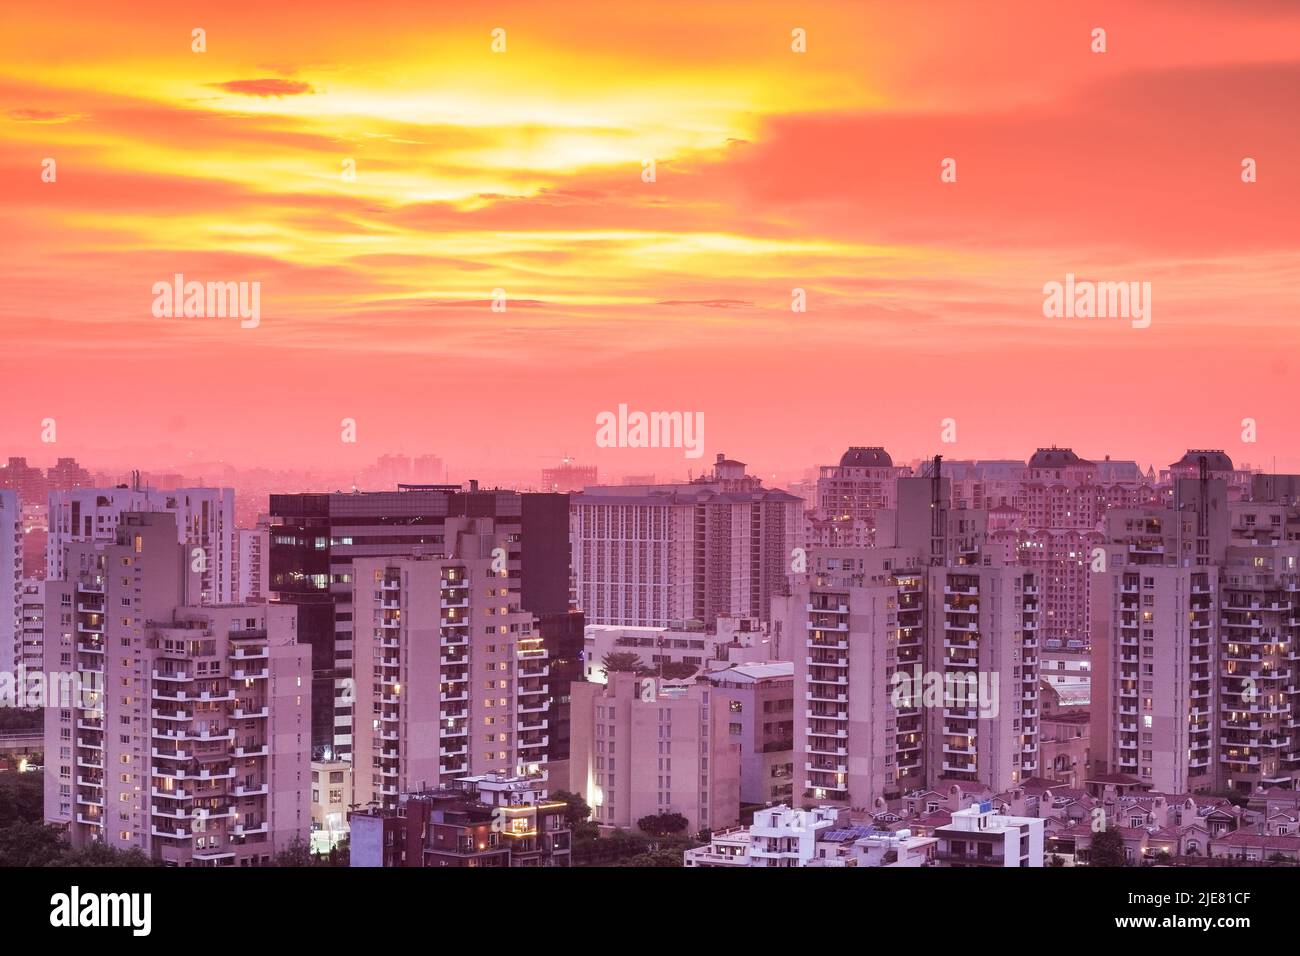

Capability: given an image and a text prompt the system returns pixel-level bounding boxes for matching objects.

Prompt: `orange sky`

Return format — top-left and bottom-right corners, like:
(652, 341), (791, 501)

(1, 0), (1298, 482)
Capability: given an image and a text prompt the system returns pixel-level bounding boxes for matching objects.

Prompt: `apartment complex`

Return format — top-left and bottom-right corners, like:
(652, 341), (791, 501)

(43, 512), (310, 865)
(0, 490), (19, 672)
(236, 521), (270, 602)
(1091, 466), (1300, 795)
(268, 486), (575, 759)
(814, 446), (909, 546)
(18, 577), (44, 673)
(350, 524), (549, 811)
(570, 454), (801, 627)
(699, 661), (795, 805)
(47, 486), (235, 604)
(569, 671), (740, 834)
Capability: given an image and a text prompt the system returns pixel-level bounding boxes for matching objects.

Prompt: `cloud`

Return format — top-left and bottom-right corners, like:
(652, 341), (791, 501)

(210, 79), (316, 97)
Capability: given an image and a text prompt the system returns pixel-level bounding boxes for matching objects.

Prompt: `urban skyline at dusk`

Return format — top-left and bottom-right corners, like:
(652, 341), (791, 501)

(0, 1), (1296, 935)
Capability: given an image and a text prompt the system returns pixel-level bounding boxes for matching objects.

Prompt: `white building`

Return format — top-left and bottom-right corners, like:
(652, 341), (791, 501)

(47, 486), (235, 603)
(18, 577), (43, 674)
(933, 802), (1045, 867)
(236, 523), (270, 602)
(571, 455), (801, 627)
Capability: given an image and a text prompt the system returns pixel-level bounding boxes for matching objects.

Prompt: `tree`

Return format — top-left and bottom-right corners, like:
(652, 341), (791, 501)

(1089, 827), (1127, 867)
(51, 842), (157, 867)
(1048, 854), (1066, 867)
(601, 652), (647, 676)
(0, 772), (44, 827)
(0, 822), (64, 867)
(658, 661), (699, 681)
(637, 812), (689, 837)
(273, 836), (315, 867)
(550, 789), (593, 829)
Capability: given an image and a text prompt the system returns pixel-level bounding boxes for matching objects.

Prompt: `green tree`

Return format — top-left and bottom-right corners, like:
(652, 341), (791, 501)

(550, 789), (593, 829)
(658, 661), (699, 680)
(273, 835), (315, 867)
(0, 772), (44, 827)
(0, 822), (64, 867)
(1089, 827), (1127, 867)
(601, 652), (647, 676)
(50, 842), (157, 867)
(637, 812), (689, 837)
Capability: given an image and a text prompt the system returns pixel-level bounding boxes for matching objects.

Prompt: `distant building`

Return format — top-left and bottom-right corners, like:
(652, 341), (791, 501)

(571, 454), (801, 627)
(541, 460), (597, 493)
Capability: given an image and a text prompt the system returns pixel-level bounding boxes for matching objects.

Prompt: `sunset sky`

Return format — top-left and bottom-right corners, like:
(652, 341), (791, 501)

(2, 0), (1298, 482)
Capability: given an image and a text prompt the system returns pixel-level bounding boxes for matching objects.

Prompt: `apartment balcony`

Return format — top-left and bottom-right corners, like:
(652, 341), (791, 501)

(943, 603), (979, 615)
(233, 744), (269, 758)
(804, 760), (847, 775)
(232, 706), (268, 720)
(807, 602), (849, 614)
(230, 667), (268, 681)
(807, 621), (849, 633)
(151, 786), (193, 800)
(75, 813), (105, 828)
(232, 821), (269, 838)
(439, 725), (467, 739)
(518, 717), (548, 733)
(808, 744), (848, 758)
(76, 775), (104, 788)
(75, 755), (103, 770)
(75, 642), (104, 656)
(944, 586), (979, 597)
(150, 825), (189, 840)
(152, 670), (195, 682)
(159, 766), (236, 782)
(75, 793), (104, 808)
(519, 701), (548, 715)
(75, 736), (103, 751)
(806, 708), (847, 721)
(941, 760), (976, 774)
(439, 691), (468, 703)
(806, 690), (847, 705)
(942, 741), (977, 756)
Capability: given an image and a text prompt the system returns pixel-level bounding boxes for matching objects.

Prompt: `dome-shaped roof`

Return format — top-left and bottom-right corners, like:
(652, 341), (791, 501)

(1028, 447), (1092, 469)
(838, 446), (893, 468)
(1172, 449), (1234, 471)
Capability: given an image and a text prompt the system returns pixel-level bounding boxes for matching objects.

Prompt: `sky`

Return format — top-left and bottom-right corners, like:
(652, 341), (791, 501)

(1, 0), (1298, 483)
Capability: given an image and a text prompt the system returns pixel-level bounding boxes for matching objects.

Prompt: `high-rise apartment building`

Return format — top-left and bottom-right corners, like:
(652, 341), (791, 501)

(0, 490), (20, 672)
(571, 454), (800, 627)
(814, 446), (908, 545)
(43, 512), (310, 865)
(268, 486), (575, 760)
(47, 486), (235, 604)
(350, 524), (550, 811)
(18, 577), (44, 674)
(235, 521), (270, 602)
(569, 671), (740, 834)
